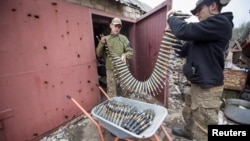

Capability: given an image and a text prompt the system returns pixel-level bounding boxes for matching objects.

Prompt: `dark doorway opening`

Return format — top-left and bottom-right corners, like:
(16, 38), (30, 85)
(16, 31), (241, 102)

(92, 14), (131, 91)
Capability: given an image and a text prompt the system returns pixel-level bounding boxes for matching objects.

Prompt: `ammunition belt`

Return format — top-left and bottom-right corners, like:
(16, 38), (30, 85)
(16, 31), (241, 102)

(106, 12), (191, 96)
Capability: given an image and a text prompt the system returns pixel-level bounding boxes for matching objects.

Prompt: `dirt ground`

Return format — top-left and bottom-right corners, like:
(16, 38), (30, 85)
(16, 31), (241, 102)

(39, 85), (236, 141)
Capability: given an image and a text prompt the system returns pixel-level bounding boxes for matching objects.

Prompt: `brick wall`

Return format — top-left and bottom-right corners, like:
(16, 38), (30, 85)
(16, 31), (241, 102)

(64, 0), (144, 19)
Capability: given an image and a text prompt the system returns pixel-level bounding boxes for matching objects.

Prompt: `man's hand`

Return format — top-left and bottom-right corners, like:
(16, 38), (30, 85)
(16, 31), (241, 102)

(164, 25), (170, 31)
(100, 36), (106, 44)
(165, 9), (175, 31)
(121, 55), (126, 63)
(166, 9), (175, 19)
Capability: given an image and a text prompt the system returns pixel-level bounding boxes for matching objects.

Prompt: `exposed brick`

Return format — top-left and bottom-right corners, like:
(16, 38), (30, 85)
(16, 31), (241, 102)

(64, 0), (144, 19)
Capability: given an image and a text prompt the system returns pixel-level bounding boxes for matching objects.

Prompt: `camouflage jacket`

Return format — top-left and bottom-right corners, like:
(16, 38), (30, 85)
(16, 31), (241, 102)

(96, 34), (134, 70)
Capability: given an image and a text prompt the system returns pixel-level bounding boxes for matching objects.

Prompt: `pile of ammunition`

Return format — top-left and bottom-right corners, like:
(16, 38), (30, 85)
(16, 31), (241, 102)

(105, 11), (191, 97)
(121, 109), (155, 134)
(94, 99), (155, 134)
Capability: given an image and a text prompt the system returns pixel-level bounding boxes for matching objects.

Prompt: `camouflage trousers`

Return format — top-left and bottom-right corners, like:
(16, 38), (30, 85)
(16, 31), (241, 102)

(182, 84), (224, 141)
(106, 70), (130, 98)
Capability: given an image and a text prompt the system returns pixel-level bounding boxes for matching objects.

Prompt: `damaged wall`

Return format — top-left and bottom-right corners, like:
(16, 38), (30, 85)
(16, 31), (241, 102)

(64, 0), (147, 19)
(0, 0), (100, 141)
(0, 0), (173, 140)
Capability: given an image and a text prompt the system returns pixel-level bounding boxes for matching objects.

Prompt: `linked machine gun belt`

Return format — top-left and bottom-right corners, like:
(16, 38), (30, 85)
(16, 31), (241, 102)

(106, 12), (191, 97)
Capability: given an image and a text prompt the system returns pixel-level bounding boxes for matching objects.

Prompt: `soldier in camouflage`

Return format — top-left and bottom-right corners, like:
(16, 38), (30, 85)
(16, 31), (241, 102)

(166, 0), (233, 140)
(96, 17), (134, 98)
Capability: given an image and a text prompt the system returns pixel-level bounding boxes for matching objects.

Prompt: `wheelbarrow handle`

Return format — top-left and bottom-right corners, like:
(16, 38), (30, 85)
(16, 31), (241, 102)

(96, 83), (110, 100)
(66, 95), (105, 141)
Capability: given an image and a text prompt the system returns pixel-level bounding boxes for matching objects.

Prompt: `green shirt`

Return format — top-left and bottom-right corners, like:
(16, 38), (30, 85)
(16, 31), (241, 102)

(96, 34), (134, 70)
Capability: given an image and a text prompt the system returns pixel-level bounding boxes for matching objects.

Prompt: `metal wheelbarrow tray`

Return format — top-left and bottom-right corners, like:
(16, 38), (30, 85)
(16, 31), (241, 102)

(91, 96), (168, 139)
(224, 98), (250, 125)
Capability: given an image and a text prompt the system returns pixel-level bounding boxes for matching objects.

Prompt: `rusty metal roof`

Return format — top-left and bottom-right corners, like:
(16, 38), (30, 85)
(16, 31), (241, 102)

(115, 0), (152, 12)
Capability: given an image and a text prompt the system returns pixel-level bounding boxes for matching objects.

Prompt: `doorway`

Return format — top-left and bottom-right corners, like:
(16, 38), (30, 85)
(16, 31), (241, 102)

(92, 15), (131, 90)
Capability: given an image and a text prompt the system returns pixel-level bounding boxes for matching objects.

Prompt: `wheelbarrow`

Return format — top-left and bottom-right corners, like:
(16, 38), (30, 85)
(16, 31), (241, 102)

(66, 84), (172, 141)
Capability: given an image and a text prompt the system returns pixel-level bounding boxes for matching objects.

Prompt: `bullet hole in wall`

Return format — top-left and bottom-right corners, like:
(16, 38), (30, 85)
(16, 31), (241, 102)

(11, 8), (16, 12)
(27, 13), (32, 17)
(87, 80), (91, 83)
(44, 81), (48, 84)
(51, 2), (57, 6)
(56, 108), (58, 111)
(54, 9), (58, 13)
(33, 133), (38, 136)
(43, 46), (47, 50)
(66, 20), (69, 23)
(66, 31), (69, 35)
(77, 54), (80, 58)
(88, 65), (91, 68)
(80, 37), (82, 40)
(79, 90), (81, 93)
(34, 15), (39, 19)
(64, 115), (68, 119)
(46, 63), (49, 66)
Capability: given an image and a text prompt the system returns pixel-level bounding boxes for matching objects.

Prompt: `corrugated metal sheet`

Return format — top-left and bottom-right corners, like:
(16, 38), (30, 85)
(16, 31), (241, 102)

(134, 8), (167, 80)
(131, 1), (172, 106)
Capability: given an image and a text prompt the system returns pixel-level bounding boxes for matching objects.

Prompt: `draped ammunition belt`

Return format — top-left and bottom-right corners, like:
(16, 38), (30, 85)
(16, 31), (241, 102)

(106, 12), (191, 96)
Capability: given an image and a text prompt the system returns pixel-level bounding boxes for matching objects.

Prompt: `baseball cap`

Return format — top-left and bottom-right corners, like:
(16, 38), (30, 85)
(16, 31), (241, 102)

(190, 0), (231, 15)
(111, 17), (122, 25)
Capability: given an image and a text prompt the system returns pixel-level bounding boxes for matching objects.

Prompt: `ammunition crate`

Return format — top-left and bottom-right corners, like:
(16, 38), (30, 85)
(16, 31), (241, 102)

(223, 69), (247, 91)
